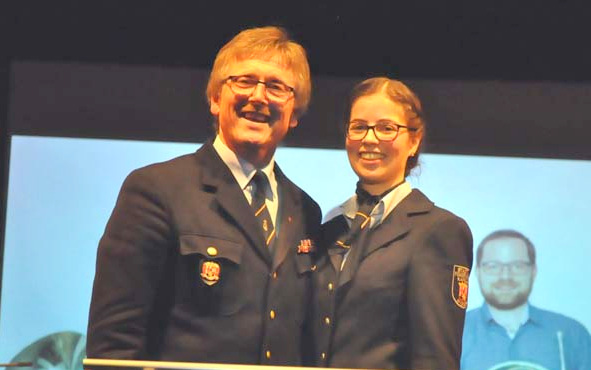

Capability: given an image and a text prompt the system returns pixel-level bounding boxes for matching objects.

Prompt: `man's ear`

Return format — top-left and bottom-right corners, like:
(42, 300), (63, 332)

(210, 95), (220, 116)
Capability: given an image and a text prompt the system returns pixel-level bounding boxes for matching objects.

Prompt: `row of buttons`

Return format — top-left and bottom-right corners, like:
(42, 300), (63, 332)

(325, 281), (334, 325)
(264, 265), (322, 360)
(320, 280), (335, 362)
(265, 269), (279, 360)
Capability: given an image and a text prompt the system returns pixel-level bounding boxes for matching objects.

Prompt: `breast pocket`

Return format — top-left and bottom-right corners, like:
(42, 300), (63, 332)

(177, 234), (247, 316)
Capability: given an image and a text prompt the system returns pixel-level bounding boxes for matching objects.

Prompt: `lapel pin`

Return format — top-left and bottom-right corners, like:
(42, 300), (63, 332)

(297, 239), (316, 254)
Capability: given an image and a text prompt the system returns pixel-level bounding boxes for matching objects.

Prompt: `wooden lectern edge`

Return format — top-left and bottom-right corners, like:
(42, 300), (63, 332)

(83, 358), (381, 370)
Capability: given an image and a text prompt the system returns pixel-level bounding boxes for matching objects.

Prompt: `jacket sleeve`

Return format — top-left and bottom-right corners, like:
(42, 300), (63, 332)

(86, 168), (174, 359)
(407, 214), (473, 370)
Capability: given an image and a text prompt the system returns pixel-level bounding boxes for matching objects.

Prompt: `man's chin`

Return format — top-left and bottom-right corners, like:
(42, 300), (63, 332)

(238, 136), (268, 149)
(231, 135), (276, 163)
(239, 116), (273, 129)
(485, 293), (529, 310)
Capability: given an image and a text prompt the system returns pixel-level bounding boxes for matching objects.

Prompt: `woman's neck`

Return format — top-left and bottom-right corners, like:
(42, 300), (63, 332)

(361, 178), (405, 195)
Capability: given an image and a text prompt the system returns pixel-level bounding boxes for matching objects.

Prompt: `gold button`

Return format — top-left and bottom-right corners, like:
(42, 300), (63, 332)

(272, 271), (278, 279)
(321, 352), (326, 359)
(270, 310), (276, 319)
(328, 283), (334, 291)
(206, 247), (218, 256)
(324, 316), (331, 325)
(266, 350), (271, 359)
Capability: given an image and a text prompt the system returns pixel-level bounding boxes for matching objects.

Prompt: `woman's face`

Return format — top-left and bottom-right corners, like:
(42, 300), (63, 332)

(346, 92), (422, 194)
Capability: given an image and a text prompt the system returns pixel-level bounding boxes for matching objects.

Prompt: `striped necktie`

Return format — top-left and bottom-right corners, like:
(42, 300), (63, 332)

(251, 171), (276, 250)
(331, 181), (402, 269)
(335, 196), (377, 251)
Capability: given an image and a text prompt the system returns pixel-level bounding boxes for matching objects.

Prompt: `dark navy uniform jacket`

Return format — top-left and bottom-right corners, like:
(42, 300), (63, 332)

(308, 189), (473, 370)
(87, 140), (321, 365)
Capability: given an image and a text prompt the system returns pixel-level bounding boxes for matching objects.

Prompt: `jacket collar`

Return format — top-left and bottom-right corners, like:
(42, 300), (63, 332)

(197, 141), (273, 265)
(337, 189), (434, 287)
(196, 141), (302, 268)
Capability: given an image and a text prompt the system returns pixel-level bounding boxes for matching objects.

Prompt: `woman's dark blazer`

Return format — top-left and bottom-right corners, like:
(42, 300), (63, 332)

(309, 189), (473, 370)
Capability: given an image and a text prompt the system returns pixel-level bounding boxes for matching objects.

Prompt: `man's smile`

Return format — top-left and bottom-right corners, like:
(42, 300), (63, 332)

(240, 111), (271, 123)
(239, 103), (272, 124)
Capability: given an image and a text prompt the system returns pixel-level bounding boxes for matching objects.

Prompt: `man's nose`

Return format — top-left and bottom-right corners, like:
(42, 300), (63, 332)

(499, 265), (512, 278)
(249, 82), (268, 103)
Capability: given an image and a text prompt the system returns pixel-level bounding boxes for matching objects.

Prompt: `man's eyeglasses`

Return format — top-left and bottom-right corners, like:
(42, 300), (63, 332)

(480, 261), (533, 275)
(226, 75), (295, 103)
(347, 120), (418, 142)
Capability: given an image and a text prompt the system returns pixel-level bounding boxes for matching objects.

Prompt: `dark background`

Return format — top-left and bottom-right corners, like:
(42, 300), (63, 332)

(1, 2), (591, 270)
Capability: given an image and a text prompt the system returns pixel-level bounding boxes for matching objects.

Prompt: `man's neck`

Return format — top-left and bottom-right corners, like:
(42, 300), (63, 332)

(488, 302), (529, 338)
(223, 140), (273, 169)
(213, 136), (276, 188)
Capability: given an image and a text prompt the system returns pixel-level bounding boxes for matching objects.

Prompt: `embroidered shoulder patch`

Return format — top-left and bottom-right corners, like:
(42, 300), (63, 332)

(451, 265), (470, 309)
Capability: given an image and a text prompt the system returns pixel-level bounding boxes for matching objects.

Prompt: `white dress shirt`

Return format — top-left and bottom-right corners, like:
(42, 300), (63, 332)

(324, 181), (413, 269)
(212, 136), (279, 227)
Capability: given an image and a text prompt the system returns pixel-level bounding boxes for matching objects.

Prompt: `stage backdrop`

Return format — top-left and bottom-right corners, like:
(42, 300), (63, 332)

(1, 135), (590, 363)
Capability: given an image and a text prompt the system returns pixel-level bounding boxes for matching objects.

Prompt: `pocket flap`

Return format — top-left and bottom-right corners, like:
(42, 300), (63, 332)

(179, 234), (243, 265)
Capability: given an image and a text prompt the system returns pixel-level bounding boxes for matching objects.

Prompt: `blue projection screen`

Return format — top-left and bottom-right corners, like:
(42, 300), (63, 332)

(1, 135), (590, 365)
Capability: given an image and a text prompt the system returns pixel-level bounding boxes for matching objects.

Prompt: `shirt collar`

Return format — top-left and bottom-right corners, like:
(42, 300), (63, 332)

(213, 136), (277, 199)
(482, 302), (531, 326)
(332, 181), (412, 227)
(527, 304), (544, 325)
(380, 181), (412, 221)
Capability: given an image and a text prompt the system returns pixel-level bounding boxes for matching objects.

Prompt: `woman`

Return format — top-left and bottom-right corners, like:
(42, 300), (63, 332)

(310, 77), (473, 369)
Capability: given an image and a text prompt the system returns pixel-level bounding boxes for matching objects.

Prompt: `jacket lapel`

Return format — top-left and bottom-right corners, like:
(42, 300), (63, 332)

(271, 166), (300, 270)
(361, 206), (412, 258)
(197, 142), (273, 265)
(337, 189), (434, 288)
(364, 189), (433, 258)
(320, 216), (350, 272)
(337, 225), (371, 287)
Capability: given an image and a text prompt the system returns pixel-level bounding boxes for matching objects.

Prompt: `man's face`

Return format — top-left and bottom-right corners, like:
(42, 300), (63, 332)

(210, 58), (298, 167)
(477, 237), (537, 310)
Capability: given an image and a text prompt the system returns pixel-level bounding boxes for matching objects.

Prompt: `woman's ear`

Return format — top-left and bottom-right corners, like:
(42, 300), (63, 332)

(410, 130), (423, 156)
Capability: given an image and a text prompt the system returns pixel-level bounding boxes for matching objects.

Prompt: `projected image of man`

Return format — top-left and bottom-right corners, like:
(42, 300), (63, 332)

(461, 230), (591, 370)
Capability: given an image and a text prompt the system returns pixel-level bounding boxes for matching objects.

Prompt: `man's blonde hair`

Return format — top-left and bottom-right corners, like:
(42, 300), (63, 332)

(206, 26), (311, 117)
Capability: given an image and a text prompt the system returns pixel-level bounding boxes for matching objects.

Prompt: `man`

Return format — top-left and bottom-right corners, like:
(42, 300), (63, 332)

(461, 230), (591, 370)
(86, 26), (321, 365)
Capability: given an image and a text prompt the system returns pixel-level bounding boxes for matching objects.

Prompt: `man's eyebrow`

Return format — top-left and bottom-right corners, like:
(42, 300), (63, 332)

(266, 75), (288, 83)
(239, 74), (288, 84)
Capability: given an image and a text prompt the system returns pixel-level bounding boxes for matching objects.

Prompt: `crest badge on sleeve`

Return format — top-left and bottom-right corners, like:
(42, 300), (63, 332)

(200, 260), (221, 286)
(452, 264), (470, 309)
